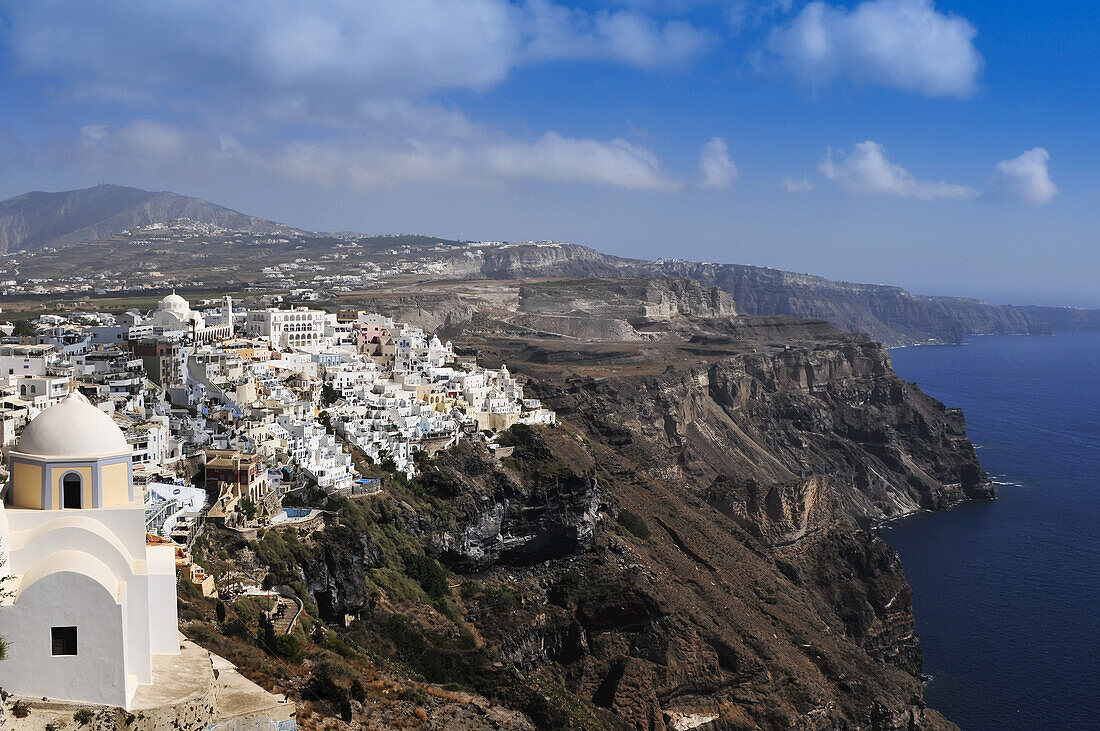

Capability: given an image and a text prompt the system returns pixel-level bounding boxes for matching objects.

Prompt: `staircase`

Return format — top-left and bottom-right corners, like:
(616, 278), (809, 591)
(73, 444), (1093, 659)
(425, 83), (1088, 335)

(270, 597), (300, 635)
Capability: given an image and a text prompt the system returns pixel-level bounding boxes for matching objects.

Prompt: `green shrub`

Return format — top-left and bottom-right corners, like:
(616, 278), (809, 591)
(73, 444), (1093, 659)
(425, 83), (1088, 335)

(324, 630), (359, 659)
(11, 320), (35, 337)
(496, 423), (551, 461)
(479, 583), (521, 613)
(224, 617), (251, 640)
(73, 708), (95, 725)
(258, 617), (278, 654)
(350, 678), (366, 704)
(547, 571), (584, 607)
(400, 685), (430, 705)
(617, 509), (651, 540)
(275, 634), (305, 663)
(403, 553), (448, 600)
(433, 597), (463, 623)
(12, 700), (29, 718)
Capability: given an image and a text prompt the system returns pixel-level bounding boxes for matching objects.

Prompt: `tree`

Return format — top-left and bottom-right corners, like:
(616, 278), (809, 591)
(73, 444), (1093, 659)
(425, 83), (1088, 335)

(403, 554), (448, 600)
(275, 633), (304, 663)
(258, 616), (278, 654)
(321, 384), (341, 407)
(0, 553), (12, 660)
(11, 320), (35, 338)
(215, 600), (227, 625)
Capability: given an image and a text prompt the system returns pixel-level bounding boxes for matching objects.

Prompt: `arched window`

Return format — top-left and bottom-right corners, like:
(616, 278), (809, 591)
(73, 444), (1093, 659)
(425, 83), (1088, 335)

(62, 472), (82, 509)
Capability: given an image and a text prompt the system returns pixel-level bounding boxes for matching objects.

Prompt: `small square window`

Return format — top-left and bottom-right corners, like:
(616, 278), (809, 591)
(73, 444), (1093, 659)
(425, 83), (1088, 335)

(51, 626), (77, 656)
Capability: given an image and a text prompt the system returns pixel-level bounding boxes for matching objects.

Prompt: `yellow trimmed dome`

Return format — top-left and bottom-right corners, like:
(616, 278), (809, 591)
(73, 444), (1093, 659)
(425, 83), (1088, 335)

(15, 393), (130, 458)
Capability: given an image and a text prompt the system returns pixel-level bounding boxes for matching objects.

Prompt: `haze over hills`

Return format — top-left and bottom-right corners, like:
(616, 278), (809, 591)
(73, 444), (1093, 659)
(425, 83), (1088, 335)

(0, 184), (301, 252)
(2, 184), (1098, 345)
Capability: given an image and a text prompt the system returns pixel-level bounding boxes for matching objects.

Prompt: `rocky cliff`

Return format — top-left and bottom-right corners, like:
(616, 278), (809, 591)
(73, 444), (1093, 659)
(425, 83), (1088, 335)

(424, 316), (991, 729)
(628, 260), (1052, 346)
(452, 242), (1096, 345)
(511, 278), (736, 341)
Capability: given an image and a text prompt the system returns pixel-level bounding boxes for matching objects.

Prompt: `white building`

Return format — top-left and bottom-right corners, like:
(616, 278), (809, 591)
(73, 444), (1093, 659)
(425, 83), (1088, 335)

(0, 344), (58, 379)
(276, 415), (354, 492)
(0, 394), (180, 709)
(16, 374), (70, 411)
(150, 291), (204, 331)
(245, 307), (327, 348)
(150, 292), (233, 342)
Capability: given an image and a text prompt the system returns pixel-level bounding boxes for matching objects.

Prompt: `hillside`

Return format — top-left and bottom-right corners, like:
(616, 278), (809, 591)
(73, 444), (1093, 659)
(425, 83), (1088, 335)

(180, 307), (983, 729)
(0, 184), (300, 252)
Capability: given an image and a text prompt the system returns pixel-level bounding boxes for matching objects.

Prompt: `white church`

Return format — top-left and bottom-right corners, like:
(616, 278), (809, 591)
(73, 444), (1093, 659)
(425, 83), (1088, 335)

(0, 393), (179, 709)
(150, 291), (236, 342)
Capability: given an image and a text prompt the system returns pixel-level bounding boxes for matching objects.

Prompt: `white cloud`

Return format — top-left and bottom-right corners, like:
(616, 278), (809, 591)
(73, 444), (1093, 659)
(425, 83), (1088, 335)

(524, 1), (714, 68)
(3, 0), (711, 106)
(767, 0), (982, 97)
(484, 132), (678, 190)
(115, 120), (188, 159)
(697, 137), (738, 190)
(81, 120), (189, 161)
(3, 0), (713, 194)
(782, 175), (814, 193)
(994, 148), (1058, 205)
(78, 122), (680, 192)
(819, 141), (979, 200)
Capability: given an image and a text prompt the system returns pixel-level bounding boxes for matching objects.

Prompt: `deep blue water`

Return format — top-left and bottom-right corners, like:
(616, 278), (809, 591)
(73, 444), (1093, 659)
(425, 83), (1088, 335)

(880, 332), (1100, 730)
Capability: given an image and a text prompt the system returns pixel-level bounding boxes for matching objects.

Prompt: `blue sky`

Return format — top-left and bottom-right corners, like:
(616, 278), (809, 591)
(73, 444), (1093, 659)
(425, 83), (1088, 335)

(0, 1), (1096, 307)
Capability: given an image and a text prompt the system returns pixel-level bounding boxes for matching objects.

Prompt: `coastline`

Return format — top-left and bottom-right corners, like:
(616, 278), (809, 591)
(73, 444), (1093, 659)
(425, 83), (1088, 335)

(881, 331), (1100, 728)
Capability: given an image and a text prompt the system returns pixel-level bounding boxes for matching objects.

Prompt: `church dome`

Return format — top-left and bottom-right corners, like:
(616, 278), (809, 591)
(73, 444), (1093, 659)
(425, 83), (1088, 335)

(15, 394), (130, 458)
(159, 292), (190, 314)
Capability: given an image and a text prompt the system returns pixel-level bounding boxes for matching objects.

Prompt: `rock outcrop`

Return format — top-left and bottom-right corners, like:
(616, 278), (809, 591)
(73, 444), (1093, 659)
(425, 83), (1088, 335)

(304, 523), (383, 622)
(510, 278), (736, 340)
(419, 437), (602, 572)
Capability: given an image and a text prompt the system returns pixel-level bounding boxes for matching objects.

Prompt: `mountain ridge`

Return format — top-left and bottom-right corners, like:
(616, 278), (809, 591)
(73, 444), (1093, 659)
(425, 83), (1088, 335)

(467, 242), (1100, 345)
(3, 184), (1097, 345)
(0, 183), (301, 252)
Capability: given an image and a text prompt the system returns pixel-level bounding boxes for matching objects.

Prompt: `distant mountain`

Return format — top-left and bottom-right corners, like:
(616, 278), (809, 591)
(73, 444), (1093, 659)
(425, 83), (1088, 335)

(0, 184), (302, 252)
(3, 184), (1097, 345)
(468, 243), (1100, 345)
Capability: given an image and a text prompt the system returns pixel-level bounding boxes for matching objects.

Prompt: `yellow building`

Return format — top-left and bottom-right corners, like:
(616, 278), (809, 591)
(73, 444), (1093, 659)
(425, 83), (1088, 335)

(0, 393), (180, 709)
(7, 394), (135, 510)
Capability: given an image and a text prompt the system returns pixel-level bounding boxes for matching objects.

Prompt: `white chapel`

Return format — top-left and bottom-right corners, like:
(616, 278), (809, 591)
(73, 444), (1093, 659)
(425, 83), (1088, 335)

(0, 393), (179, 709)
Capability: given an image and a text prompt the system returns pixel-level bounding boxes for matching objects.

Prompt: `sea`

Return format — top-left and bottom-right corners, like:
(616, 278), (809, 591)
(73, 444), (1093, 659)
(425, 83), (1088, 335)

(879, 331), (1100, 730)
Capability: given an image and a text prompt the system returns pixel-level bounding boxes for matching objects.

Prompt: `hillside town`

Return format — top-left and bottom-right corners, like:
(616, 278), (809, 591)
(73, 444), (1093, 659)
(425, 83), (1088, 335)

(0, 218), (568, 301)
(0, 291), (555, 557)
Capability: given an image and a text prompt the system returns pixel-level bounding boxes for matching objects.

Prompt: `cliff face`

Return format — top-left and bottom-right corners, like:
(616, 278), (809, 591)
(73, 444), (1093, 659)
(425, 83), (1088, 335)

(430, 447), (602, 572)
(511, 278), (736, 340)
(479, 244), (625, 280)
(185, 306), (986, 729)
(443, 242), (1094, 345)
(427, 318), (989, 729)
(634, 261), (1054, 346)
(511, 323), (990, 525)
(304, 523), (383, 623)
